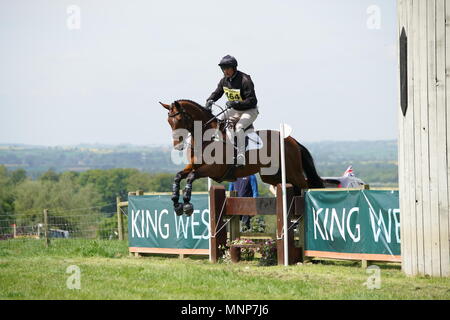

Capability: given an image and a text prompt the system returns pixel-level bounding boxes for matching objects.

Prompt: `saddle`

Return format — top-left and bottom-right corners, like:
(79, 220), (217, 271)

(215, 119), (255, 150)
(210, 120), (261, 183)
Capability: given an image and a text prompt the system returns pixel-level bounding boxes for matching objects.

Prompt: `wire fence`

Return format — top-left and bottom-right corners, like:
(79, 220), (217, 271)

(0, 205), (127, 245)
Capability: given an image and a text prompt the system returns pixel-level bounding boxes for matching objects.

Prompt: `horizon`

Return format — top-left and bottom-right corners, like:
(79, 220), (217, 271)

(0, 139), (398, 149)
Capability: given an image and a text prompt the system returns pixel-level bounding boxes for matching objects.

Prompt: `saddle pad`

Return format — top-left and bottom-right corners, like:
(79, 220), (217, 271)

(246, 132), (263, 151)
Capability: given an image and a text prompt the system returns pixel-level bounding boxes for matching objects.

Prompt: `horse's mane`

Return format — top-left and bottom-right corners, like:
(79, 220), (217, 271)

(175, 99), (214, 118)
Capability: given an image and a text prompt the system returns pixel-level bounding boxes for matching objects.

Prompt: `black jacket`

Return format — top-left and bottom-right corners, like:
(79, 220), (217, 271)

(207, 70), (258, 110)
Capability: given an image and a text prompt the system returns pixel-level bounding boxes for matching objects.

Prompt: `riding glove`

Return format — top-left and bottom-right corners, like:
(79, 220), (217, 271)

(205, 99), (214, 110)
(226, 101), (240, 109)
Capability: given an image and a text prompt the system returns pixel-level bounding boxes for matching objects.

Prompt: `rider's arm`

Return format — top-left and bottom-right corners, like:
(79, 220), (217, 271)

(235, 75), (258, 110)
(207, 78), (225, 102)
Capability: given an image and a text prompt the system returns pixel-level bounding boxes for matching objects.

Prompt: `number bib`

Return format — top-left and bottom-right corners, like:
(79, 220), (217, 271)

(223, 87), (243, 102)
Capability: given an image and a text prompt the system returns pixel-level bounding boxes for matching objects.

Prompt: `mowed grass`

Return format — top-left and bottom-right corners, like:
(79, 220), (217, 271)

(0, 239), (449, 300)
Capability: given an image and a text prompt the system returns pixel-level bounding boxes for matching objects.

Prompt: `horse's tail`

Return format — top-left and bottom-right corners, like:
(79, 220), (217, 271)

(295, 141), (324, 188)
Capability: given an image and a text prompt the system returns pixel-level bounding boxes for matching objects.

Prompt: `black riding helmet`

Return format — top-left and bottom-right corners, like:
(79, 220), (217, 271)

(218, 55), (238, 69)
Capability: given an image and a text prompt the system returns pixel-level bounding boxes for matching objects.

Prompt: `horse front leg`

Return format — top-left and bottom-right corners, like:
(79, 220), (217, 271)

(181, 165), (214, 216)
(172, 169), (190, 216)
(181, 171), (197, 216)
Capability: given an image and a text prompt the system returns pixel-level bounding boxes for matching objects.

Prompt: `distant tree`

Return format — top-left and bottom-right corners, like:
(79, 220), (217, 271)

(146, 173), (175, 192)
(10, 169), (27, 185)
(13, 175), (102, 237)
(39, 169), (60, 182)
(77, 168), (138, 212)
(60, 171), (80, 182)
(0, 166), (15, 218)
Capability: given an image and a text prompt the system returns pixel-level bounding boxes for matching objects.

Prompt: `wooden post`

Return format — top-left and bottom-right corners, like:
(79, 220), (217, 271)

(43, 209), (50, 247)
(230, 217), (240, 240)
(361, 259), (368, 269)
(229, 190), (240, 241)
(116, 196), (124, 241)
(230, 246), (241, 263)
(294, 195), (306, 262)
(210, 185), (227, 263)
(12, 224), (16, 239)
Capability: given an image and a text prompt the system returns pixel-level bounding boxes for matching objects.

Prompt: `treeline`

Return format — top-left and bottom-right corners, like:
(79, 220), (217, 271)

(0, 166), (274, 238)
(314, 162), (398, 186)
(0, 166), (206, 238)
(0, 141), (399, 186)
(0, 166), (212, 217)
(0, 144), (177, 178)
(305, 140), (398, 186)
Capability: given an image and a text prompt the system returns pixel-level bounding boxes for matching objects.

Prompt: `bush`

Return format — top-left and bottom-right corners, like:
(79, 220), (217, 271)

(249, 216), (266, 233)
(257, 240), (277, 266)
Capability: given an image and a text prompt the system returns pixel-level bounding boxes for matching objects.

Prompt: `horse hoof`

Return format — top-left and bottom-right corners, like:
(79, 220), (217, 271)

(174, 203), (184, 216)
(183, 203), (194, 216)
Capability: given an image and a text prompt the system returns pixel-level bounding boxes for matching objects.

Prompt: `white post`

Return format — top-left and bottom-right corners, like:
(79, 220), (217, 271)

(208, 177), (212, 262)
(279, 123), (289, 266)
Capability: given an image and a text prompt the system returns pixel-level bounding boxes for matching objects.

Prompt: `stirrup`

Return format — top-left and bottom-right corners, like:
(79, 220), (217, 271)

(235, 154), (245, 168)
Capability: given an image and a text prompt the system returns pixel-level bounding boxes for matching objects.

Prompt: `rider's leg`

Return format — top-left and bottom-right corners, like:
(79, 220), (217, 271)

(235, 128), (246, 165)
(224, 108), (239, 142)
(234, 108), (259, 166)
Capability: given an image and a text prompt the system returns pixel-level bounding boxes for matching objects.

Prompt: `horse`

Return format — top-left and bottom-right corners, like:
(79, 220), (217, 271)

(159, 99), (324, 216)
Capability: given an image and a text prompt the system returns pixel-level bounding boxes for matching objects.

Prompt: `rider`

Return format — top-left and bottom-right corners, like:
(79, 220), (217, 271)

(205, 55), (259, 167)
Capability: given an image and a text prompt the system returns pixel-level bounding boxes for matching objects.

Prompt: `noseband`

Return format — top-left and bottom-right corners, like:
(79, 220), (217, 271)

(168, 105), (194, 132)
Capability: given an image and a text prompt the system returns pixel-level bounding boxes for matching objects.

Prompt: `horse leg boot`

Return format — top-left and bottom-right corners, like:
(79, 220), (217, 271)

(182, 171), (197, 216)
(172, 171), (187, 216)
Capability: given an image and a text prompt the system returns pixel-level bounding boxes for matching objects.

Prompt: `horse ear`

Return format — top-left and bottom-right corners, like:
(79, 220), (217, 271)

(159, 102), (170, 110)
(173, 101), (182, 110)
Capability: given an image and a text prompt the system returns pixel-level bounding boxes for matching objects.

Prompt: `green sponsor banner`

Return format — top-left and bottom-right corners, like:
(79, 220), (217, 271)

(128, 194), (209, 250)
(305, 190), (400, 256)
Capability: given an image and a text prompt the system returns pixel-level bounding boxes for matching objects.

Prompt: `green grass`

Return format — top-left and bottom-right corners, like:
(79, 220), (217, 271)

(0, 239), (449, 300)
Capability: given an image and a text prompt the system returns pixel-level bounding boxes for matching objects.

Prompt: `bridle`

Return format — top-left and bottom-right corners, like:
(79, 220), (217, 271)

(168, 102), (237, 149)
(168, 104), (195, 150)
(168, 105), (194, 133)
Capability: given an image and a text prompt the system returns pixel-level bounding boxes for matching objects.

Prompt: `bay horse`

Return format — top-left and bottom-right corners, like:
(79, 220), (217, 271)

(159, 99), (324, 216)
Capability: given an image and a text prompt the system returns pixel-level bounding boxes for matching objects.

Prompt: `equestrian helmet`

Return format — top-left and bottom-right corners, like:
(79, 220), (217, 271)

(218, 55), (238, 68)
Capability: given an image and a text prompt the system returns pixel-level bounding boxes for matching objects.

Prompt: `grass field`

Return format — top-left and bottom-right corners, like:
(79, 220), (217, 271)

(0, 239), (449, 300)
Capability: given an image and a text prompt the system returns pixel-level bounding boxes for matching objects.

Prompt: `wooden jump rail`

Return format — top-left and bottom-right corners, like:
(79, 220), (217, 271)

(209, 183), (304, 265)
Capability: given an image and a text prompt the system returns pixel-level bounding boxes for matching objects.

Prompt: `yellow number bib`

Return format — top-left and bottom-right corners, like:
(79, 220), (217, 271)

(223, 87), (243, 102)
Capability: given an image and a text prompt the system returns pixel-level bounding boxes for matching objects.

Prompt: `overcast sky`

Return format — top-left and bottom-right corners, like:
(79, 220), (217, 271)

(0, 0), (398, 146)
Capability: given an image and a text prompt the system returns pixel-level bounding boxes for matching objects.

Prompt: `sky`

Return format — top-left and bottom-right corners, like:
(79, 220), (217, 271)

(0, 0), (398, 146)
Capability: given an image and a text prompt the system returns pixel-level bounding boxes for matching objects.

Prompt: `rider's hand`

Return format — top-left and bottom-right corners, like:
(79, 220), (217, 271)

(226, 101), (240, 109)
(205, 99), (214, 110)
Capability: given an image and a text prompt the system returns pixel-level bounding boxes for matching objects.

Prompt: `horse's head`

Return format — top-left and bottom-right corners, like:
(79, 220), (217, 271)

(159, 101), (192, 151)
(160, 99), (216, 151)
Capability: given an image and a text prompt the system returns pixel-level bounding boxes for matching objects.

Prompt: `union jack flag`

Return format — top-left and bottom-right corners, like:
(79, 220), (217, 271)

(343, 165), (354, 177)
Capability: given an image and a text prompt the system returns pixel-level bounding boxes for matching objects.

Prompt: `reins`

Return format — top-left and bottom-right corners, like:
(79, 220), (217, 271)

(202, 103), (227, 129)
